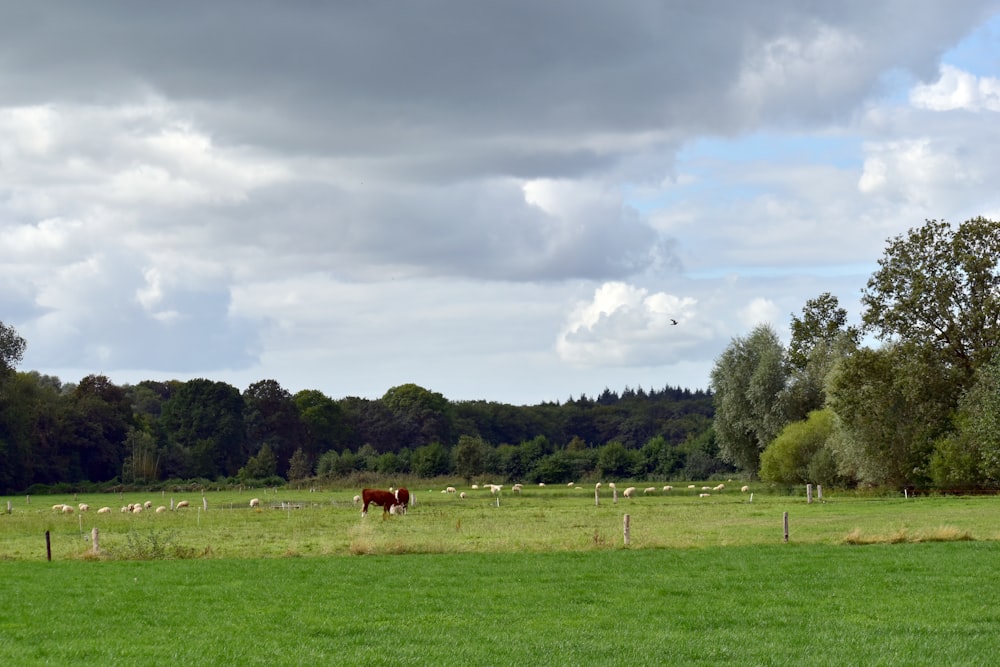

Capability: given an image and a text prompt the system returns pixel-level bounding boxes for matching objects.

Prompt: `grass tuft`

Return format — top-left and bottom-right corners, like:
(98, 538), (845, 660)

(842, 525), (975, 545)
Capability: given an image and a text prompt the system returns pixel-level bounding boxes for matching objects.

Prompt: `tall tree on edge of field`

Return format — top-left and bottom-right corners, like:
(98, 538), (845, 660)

(710, 324), (789, 474)
(861, 217), (1000, 384)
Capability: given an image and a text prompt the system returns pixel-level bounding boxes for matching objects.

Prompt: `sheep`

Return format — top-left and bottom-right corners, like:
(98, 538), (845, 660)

(623, 487), (636, 498)
(460, 492), (467, 499)
(608, 482), (616, 490)
(97, 507), (112, 514)
(595, 482), (602, 489)
(250, 498), (260, 508)
(741, 485), (750, 493)
(143, 501), (153, 509)
(643, 487), (656, 494)
(687, 485), (696, 489)
(78, 503), (90, 512)
(663, 485), (673, 492)
(489, 484), (503, 494)
(52, 504), (65, 511)
(699, 493), (711, 498)
(713, 483), (725, 492)
(538, 482), (545, 487)
(512, 483), (523, 493)
(353, 495), (362, 505)
(132, 505), (143, 514)
(445, 487), (456, 494)
(61, 504), (74, 513)
(174, 500), (190, 509)
(471, 484), (480, 489)
(567, 482), (575, 487)
(155, 506), (168, 513)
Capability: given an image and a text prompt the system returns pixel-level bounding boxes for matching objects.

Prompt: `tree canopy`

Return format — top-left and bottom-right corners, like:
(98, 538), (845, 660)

(861, 217), (1000, 382)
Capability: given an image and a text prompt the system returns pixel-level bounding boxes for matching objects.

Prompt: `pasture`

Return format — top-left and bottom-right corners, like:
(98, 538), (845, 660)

(2, 484), (1000, 664)
(2, 483), (999, 559)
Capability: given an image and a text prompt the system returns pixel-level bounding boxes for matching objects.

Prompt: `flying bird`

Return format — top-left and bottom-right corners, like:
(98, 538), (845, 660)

(670, 319), (678, 325)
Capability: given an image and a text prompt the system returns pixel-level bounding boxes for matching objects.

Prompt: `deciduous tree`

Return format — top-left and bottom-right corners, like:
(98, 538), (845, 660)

(826, 342), (958, 487)
(710, 324), (789, 473)
(861, 217), (1000, 383)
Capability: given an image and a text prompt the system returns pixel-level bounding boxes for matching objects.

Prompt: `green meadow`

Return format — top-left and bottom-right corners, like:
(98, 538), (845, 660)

(3, 485), (1000, 664)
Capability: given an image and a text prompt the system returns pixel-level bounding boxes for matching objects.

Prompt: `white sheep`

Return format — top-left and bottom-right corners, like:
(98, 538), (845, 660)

(687, 484), (696, 489)
(61, 504), (74, 513)
(174, 500), (190, 509)
(52, 504), (65, 511)
(699, 493), (711, 498)
(623, 487), (636, 498)
(538, 482), (545, 487)
(155, 506), (168, 513)
(595, 482), (602, 489)
(353, 495), (362, 505)
(78, 503), (90, 512)
(663, 485), (673, 492)
(97, 507), (112, 514)
(643, 487), (656, 494)
(445, 487), (456, 494)
(132, 505), (143, 514)
(512, 484), (523, 493)
(713, 483), (725, 492)
(489, 484), (503, 494)
(459, 492), (467, 499)
(608, 482), (616, 490)
(143, 501), (153, 509)
(567, 482), (575, 487)
(250, 498), (260, 508)
(471, 484), (480, 489)
(741, 485), (750, 493)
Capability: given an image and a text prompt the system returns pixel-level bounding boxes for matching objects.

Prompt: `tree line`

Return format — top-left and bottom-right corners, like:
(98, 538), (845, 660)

(0, 325), (719, 493)
(712, 217), (1000, 491)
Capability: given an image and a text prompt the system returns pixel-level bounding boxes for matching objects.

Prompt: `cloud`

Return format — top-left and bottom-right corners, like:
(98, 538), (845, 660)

(910, 64), (1000, 111)
(3, 2), (999, 402)
(557, 281), (699, 367)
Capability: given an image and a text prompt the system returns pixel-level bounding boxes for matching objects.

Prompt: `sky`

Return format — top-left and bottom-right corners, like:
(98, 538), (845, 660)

(3, 2), (1000, 406)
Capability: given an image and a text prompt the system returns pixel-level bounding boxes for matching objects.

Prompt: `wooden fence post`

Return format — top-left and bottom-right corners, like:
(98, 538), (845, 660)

(817, 485), (823, 501)
(92, 527), (100, 554)
(806, 484), (813, 504)
(623, 514), (631, 546)
(595, 487), (600, 507)
(783, 512), (789, 543)
(45, 530), (52, 561)
(6, 500), (11, 514)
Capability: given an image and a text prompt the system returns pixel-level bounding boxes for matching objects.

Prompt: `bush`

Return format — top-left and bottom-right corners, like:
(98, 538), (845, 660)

(760, 409), (834, 484)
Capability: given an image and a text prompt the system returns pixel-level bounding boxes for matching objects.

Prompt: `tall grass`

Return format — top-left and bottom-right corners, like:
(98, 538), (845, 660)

(4, 486), (1000, 560)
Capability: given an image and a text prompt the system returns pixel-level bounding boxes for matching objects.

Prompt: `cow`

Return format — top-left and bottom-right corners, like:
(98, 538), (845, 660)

(361, 488), (406, 517)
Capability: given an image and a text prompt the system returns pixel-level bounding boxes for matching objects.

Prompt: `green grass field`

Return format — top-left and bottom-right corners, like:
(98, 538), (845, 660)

(2, 485), (1000, 664)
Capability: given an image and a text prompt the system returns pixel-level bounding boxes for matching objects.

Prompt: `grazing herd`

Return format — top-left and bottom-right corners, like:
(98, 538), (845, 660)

(48, 480), (750, 524)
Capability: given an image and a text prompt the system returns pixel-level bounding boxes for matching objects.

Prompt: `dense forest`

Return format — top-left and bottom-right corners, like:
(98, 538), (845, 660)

(0, 352), (720, 494)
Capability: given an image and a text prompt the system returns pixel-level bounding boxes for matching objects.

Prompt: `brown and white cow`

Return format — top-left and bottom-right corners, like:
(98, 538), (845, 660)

(361, 487), (409, 517)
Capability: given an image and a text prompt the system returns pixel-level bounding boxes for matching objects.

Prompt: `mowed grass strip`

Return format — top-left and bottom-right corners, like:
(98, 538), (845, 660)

(1, 543), (999, 666)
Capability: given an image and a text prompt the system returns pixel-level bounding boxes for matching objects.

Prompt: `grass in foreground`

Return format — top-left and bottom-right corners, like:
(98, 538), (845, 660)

(1, 543), (998, 666)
